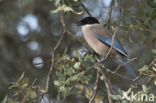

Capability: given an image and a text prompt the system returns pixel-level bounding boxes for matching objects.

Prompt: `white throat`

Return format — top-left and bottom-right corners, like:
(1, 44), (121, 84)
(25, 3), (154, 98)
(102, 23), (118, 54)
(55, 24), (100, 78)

(81, 24), (93, 31)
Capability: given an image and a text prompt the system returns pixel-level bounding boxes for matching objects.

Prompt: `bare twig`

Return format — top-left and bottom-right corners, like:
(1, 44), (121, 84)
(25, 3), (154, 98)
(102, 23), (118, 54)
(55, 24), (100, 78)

(104, 27), (119, 60)
(113, 57), (137, 73)
(100, 57), (139, 82)
(149, 58), (156, 67)
(89, 71), (100, 103)
(105, 0), (114, 28)
(105, 67), (135, 82)
(96, 67), (112, 103)
(118, 0), (123, 24)
(77, 0), (92, 16)
(34, 59), (51, 65)
(45, 13), (66, 92)
(66, 30), (86, 46)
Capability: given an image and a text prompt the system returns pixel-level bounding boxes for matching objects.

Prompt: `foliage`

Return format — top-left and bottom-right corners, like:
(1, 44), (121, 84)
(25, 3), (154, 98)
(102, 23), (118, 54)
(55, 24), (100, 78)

(2, 73), (38, 103)
(51, 0), (82, 14)
(4, 50), (156, 103)
(53, 50), (96, 100)
(138, 57), (156, 86)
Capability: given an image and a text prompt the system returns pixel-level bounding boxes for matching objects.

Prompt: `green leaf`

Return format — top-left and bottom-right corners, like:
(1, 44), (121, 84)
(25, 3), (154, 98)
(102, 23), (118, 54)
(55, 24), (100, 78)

(56, 0), (61, 6)
(56, 71), (65, 81)
(2, 95), (8, 103)
(64, 65), (75, 75)
(84, 55), (95, 63)
(80, 75), (90, 84)
(110, 94), (121, 100)
(60, 85), (66, 92)
(66, 72), (83, 83)
(138, 65), (149, 72)
(63, 6), (73, 12)
(29, 91), (37, 99)
(21, 78), (29, 88)
(73, 50), (81, 60)
(152, 49), (156, 53)
(18, 72), (25, 82)
(51, 5), (73, 13)
(21, 83), (28, 88)
(117, 88), (123, 95)
(74, 62), (81, 69)
(122, 100), (128, 103)
(54, 80), (63, 86)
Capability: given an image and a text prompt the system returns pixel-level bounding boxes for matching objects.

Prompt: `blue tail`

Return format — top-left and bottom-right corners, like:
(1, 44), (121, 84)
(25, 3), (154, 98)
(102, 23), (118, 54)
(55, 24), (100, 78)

(119, 55), (136, 79)
(119, 55), (142, 89)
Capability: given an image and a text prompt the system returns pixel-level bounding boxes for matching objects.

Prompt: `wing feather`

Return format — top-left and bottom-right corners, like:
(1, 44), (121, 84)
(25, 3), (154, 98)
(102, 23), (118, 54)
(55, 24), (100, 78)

(94, 34), (128, 57)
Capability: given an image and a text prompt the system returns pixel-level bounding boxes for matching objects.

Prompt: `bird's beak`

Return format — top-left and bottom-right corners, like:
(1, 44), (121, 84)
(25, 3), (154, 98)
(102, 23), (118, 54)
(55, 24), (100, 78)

(76, 21), (82, 26)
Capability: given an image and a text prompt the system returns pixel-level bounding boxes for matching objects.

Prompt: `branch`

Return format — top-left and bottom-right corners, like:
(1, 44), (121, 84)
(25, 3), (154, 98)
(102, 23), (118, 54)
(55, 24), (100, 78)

(96, 67), (112, 103)
(45, 13), (66, 92)
(105, 0), (114, 28)
(77, 0), (92, 16)
(105, 66), (135, 82)
(89, 71), (100, 103)
(104, 26), (119, 60)
(113, 57), (137, 73)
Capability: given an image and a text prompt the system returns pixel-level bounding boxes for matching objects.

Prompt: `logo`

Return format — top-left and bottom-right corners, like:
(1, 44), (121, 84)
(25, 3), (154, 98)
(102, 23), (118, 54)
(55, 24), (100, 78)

(122, 90), (155, 102)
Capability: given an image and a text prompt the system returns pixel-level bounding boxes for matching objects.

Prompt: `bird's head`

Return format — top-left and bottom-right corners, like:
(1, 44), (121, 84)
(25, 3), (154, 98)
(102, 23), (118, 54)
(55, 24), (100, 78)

(76, 17), (99, 26)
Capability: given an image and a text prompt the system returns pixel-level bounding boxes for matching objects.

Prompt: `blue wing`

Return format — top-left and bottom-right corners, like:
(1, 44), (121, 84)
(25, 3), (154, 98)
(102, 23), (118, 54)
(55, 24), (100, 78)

(94, 34), (128, 57)
(94, 34), (141, 85)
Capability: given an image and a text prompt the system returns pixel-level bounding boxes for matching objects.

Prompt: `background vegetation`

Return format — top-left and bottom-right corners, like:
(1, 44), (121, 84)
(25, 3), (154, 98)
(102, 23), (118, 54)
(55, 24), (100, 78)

(0, 0), (156, 103)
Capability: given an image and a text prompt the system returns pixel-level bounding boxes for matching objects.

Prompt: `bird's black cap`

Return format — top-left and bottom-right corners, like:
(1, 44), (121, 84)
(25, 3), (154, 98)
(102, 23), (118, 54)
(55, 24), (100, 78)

(76, 17), (100, 26)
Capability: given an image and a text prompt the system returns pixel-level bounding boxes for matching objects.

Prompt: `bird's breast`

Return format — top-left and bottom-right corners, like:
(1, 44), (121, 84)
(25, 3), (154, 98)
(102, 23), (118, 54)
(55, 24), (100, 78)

(82, 29), (115, 56)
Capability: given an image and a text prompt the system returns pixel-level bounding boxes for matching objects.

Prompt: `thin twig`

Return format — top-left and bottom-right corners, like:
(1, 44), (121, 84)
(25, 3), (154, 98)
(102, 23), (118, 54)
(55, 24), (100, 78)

(45, 13), (66, 92)
(96, 67), (112, 103)
(118, 0), (123, 25)
(104, 27), (119, 60)
(89, 71), (100, 103)
(34, 59), (51, 65)
(77, 0), (92, 16)
(149, 58), (156, 66)
(105, 67), (135, 82)
(105, 0), (114, 28)
(113, 57), (137, 73)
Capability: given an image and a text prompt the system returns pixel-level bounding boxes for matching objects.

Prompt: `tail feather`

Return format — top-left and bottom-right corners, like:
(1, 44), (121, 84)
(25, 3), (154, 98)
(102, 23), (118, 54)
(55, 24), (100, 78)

(119, 55), (136, 79)
(119, 55), (142, 89)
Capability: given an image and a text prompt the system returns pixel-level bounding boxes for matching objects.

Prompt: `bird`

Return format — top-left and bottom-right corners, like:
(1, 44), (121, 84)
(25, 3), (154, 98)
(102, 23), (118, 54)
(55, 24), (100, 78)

(76, 16), (138, 82)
